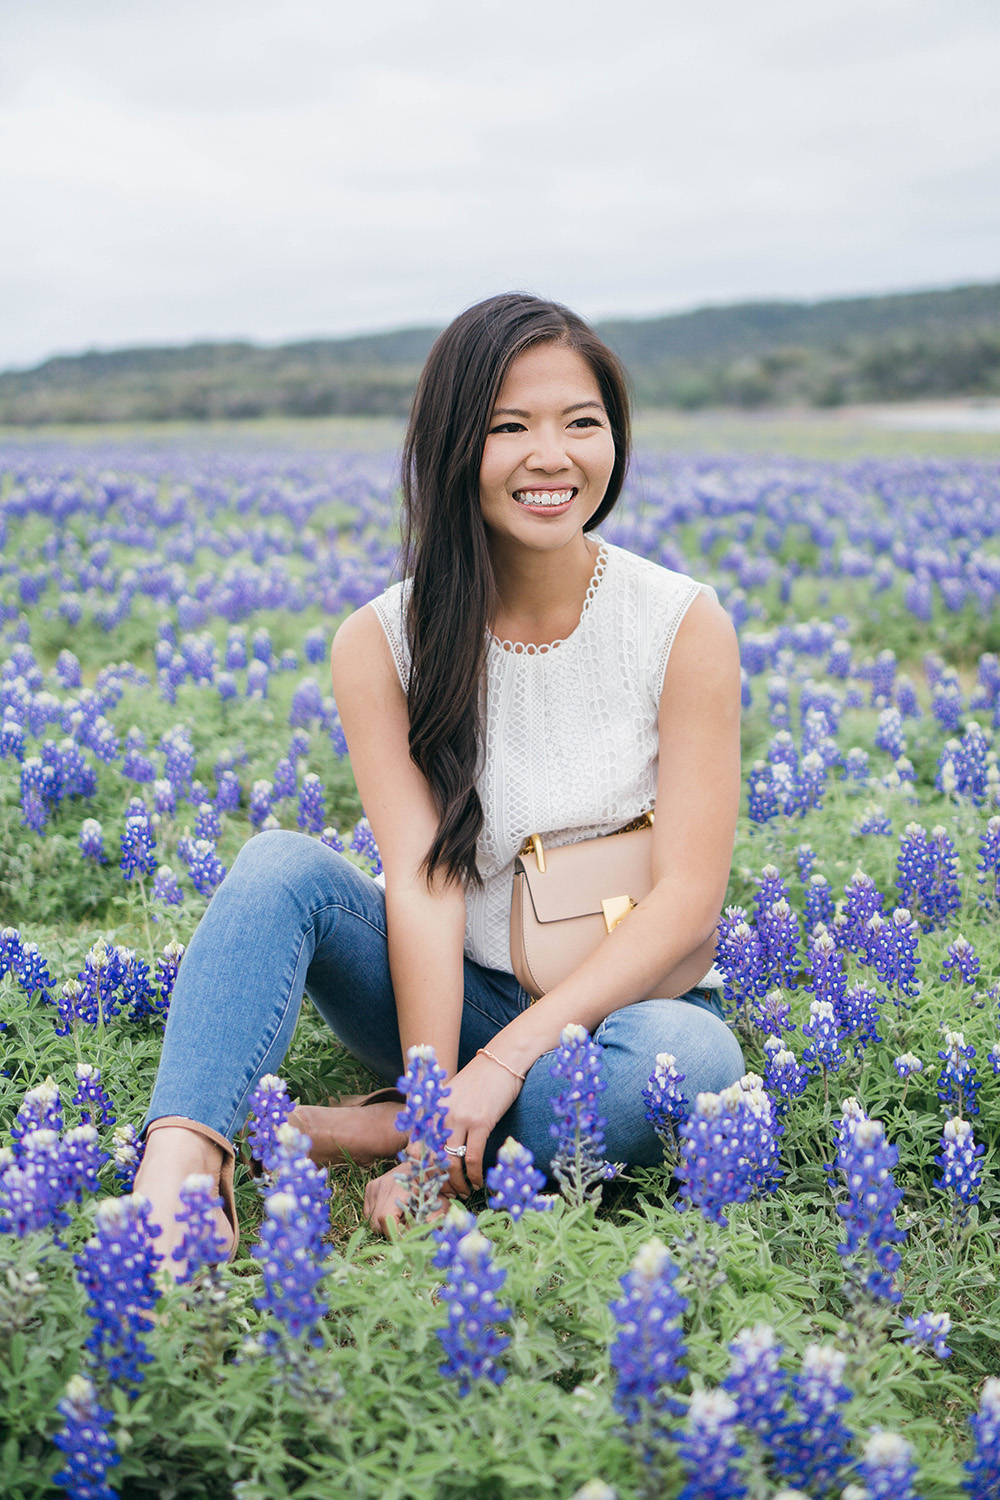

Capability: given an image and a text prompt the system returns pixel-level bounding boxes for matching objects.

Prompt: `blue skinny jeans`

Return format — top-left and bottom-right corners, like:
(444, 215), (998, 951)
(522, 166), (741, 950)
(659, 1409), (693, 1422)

(145, 830), (745, 1173)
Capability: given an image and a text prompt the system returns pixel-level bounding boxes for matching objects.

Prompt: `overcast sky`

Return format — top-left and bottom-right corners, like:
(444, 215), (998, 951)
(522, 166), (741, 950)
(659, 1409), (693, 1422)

(2, 0), (998, 371)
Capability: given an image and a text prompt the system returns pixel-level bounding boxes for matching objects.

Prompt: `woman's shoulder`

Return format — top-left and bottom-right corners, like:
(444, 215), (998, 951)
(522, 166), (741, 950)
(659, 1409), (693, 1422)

(603, 541), (718, 607)
(336, 578), (412, 692)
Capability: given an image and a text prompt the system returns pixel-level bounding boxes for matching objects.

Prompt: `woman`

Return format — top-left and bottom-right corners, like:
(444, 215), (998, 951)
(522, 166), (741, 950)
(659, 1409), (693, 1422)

(136, 292), (745, 1263)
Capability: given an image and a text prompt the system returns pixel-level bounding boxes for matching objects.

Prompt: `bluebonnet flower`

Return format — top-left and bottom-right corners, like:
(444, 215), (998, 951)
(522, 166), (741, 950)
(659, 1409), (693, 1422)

(225, 627), (247, 670)
(747, 762), (779, 824)
(246, 659), (269, 698)
(941, 934), (980, 986)
(303, 627), (326, 665)
(79, 818), (107, 862)
(767, 734), (798, 776)
(893, 1052), (923, 1095)
(841, 746), (871, 786)
(253, 1184), (329, 1351)
(715, 906), (768, 1022)
(431, 1202), (477, 1273)
(320, 826), (345, 852)
(247, 1074), (296, 1173)
(111, 1125), (143, 1191)
(771, 1344), (854, 1495)
(61, 1125), (108, 1206)
(216, 671), (238, 702)
(273, 755), (297, 801)
(153, 939), (184, 1021)
(875, 705), (905, 758)
(753, 864), (790, 915)
(935, 1116), (983, 1224)
(485, 1138), (552, 1220)
(749, 987), (797, 1038)
(183, 838), (227, 897)
(677, 1390), (746, 1500)
(436, 1227), (511, 1395)
(11, 1076), (63, 1143)
(249, 780), (274, 829)
(160, 727), (196, 798)
(965, 1377), (1000, 1500)
(21, 786), (48, 833)
(193, 800), (221, 842)
(289, 676), (323, 724)
(395, 1045), (452, 1222)
(896, 822), (961, 932)
(72, 1063), (116, 1128)
(834, 1117), (906, 1301)
(642, 1051), (689, 1153)
(153, 778), (177, 817)
(350, 816), (382, 874)
(852, 804), (892, 837)
(152, 864), (184, 907)
(120, 811), (156, 881)
(0, 1128), (67, 1236)
(796, 749), (827, 813)
(838, 983), (883, 1054)
(172, 1173), (229, 1281)
(842, 869), (884, 955)
(937, 1031), (980, 1118)
(609, 1238), (687, 1429)
(977, 816), (1000, 908)
(722, 1323), (787, 1443)
(857, 1431), (918, 1500)
(988, 1043), (1000, 1077)
(548, 1024), (614, 1206)
(756, 898), (801, 991)
(676, 1081), (778, 1225)
(297, 773), (326, 834)
(903, 1310), (952, 1358)
(802, 999), (843, 1085)
(52, 1373), (120, 1500)
(75, 1195), (161, 1386)
(895, 675), (921, 718)
(763, 1043), (810, 1112)
(795, 844), (816, 881)
(805, 925), (846, 1015)
(803, 873), (834, 933)
(215, 767), (241, 813)
(869, 907), (921, 1001)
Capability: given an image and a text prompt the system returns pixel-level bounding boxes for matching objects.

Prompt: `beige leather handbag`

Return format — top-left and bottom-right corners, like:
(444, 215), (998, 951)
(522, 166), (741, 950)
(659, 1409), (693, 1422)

(510, 812), (719, 1002)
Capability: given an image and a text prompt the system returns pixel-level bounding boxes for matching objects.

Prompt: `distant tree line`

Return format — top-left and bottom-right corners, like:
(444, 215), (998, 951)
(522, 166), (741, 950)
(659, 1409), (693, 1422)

(1, 283), (998, 424)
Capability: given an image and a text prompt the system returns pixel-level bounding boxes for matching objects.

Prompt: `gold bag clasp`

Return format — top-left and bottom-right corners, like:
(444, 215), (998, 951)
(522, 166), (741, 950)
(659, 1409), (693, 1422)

(602, 895), (636, 934)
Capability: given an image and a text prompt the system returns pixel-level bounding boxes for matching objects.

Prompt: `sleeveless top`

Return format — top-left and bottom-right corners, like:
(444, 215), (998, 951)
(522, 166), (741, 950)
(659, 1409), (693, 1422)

(369, 539), (718, 977)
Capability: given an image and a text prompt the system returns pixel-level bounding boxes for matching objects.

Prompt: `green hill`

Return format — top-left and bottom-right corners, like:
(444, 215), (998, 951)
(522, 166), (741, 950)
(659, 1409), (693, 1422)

(2, 282), (999, 423)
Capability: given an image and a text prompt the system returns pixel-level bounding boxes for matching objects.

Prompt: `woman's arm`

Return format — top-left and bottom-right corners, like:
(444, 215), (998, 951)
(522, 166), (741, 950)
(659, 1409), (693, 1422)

(331, 605), (467, 1076)
(442, 592), (742, 1189)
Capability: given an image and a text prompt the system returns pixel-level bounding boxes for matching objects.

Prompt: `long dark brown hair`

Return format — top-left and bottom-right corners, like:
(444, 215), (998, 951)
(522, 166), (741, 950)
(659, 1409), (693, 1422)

(400, 292), (632, 887)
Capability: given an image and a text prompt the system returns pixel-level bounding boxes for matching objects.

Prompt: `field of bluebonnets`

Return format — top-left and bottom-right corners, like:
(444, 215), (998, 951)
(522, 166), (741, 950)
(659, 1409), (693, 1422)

(2, 426), (1000, 1500)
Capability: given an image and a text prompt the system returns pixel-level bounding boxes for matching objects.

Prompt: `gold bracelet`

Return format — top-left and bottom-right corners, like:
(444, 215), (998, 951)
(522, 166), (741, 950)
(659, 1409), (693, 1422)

(476, 1047), (527, 1083)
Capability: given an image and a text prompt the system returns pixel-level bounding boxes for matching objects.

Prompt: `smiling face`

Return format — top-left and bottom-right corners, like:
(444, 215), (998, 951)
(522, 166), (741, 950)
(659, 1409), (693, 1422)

(478, 341), (616, 555)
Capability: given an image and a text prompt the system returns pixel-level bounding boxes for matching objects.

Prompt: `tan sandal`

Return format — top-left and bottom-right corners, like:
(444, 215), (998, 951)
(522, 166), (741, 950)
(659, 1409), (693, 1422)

(145, 1115), (239, 1263)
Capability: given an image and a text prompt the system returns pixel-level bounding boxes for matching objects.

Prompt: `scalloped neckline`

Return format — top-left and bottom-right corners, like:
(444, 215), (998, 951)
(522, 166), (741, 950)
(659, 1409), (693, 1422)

(488, 541), (609, 656)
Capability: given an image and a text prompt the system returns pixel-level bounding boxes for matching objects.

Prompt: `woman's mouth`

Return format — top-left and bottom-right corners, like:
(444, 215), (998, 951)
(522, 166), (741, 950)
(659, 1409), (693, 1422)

(511, 487), (577, 512)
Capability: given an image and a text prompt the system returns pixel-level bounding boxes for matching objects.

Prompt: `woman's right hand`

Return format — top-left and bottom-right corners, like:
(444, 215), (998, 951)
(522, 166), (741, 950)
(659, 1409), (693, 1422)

(363, 1159), (458, 1237)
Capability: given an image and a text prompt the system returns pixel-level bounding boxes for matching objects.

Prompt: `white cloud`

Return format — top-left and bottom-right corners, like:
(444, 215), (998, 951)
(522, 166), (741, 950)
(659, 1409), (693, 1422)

(1, 0), (998, 367)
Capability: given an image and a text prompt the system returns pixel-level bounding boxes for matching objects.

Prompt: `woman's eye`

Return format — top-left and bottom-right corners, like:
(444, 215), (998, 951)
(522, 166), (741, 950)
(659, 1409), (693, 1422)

(569, 416), (603, 429)
(488, 422), (525, 434)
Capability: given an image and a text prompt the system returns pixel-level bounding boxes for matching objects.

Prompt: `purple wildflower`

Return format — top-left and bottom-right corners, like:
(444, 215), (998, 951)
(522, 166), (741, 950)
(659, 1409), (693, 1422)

(485, 1138), (552, 1220)
(609, 1238), (687, 1429)
(677, 1390), (746, 1500)
(903, 1310), (952, 1359)
(435, 1227), (511, 1396)
(52, 1374), (120, 1500)
(937, 1031), (981, 1118)
(247, 1074), (296, 1174)
(548, 1024), (613, 1206)
(395, 1045), (451, 1223)
(74, 1195), (161, 1385)
(835, 1117), (906, 1302)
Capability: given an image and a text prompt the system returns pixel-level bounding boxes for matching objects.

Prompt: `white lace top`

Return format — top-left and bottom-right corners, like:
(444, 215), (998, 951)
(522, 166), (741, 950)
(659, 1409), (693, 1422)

(369, 540), (717, 975)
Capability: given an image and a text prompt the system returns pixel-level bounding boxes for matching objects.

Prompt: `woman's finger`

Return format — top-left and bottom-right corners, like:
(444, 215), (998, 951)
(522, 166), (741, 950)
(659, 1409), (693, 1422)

(462, 1126), (491, 1192)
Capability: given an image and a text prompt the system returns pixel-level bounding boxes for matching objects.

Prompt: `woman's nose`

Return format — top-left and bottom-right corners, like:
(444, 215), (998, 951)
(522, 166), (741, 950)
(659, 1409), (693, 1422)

(525, 428), (571, 471)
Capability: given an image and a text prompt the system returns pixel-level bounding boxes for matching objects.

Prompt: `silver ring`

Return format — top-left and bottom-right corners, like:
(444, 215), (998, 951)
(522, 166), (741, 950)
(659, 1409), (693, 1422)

(444, 1144), (468, 1158)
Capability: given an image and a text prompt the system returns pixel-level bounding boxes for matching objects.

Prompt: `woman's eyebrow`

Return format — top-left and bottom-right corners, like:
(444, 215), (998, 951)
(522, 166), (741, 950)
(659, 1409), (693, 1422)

(491, 400), (606, 418)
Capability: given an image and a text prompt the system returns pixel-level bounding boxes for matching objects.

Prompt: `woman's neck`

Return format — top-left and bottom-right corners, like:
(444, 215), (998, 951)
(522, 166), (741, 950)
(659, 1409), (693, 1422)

(488, 533), (601, 649)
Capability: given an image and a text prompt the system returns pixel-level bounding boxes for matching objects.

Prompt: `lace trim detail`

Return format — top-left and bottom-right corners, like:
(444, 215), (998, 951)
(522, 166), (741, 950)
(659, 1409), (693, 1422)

(489, 543), (609, 655)
(653, 579), (703, 700)
(370, 585), (411, 692)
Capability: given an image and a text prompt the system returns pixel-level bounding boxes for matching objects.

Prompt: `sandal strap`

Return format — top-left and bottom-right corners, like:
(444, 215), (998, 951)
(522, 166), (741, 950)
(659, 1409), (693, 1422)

(144, 1115), (239, 1262)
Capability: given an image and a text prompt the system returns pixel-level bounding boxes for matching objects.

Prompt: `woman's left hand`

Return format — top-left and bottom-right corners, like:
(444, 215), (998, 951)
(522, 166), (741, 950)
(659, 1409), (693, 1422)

(439, 1050), (525, 1196)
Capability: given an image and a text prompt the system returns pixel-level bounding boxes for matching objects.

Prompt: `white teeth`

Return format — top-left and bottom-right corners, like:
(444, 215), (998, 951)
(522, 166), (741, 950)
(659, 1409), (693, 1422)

(513, 490), (575, 507)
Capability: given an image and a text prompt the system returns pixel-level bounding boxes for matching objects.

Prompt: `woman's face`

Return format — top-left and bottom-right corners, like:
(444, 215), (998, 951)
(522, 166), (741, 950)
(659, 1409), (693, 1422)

(478, 342), (616, 554)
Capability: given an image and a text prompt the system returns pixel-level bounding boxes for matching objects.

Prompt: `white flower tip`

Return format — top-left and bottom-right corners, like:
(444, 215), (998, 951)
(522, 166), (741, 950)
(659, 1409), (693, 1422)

(632, 1237), (671, 1280)
(863, 1430), (910, 1463)
(559, 1023), (588, 1044)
